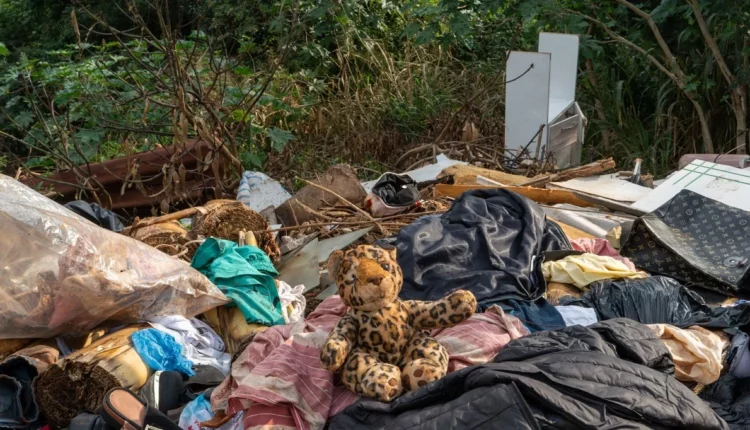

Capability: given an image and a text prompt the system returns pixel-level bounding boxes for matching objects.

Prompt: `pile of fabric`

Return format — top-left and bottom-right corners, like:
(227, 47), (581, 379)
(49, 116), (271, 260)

(5, 160), (750, 430)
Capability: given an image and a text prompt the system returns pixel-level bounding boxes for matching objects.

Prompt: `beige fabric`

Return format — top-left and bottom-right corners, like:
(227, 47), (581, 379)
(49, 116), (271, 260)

(542, 253), (647, 289)
(648, 324), (728, 385)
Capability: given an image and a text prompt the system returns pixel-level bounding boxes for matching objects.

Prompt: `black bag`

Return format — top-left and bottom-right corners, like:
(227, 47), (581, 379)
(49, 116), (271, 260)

(371, 173), (420, 207)
(621, 189), (750, 297)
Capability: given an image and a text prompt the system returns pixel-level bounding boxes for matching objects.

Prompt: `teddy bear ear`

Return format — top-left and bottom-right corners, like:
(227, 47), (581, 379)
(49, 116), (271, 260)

(379, 243), (397, 260)
(328, 250), (344, 278)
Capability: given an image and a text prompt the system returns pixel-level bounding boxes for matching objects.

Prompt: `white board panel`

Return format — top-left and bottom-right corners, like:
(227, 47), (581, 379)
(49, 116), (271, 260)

(550, 174), (652, 203)
(631, 160), (750, 213)
(539, 32), (579, 107)
(505, 51), (551, 154)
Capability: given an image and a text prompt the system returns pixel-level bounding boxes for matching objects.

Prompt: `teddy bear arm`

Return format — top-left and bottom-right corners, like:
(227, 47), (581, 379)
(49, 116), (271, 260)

(405, 290), (477, 330)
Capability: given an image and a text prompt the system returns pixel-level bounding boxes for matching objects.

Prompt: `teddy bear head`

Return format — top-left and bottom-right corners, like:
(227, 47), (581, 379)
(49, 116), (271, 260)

(327, 244), (403, 311)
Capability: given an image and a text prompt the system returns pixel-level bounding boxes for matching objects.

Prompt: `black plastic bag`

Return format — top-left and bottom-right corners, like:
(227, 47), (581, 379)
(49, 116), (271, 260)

(371, 173), (420, 207)
(560, 276), (750, 329)
(64, 201), (124, 232)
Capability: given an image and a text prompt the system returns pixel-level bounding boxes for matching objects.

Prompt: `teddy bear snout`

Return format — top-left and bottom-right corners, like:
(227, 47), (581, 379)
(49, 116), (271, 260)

(367, 274), (384, 285)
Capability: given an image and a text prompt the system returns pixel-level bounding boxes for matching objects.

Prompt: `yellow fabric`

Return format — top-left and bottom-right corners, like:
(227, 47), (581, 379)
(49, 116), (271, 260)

(541, 253), (647, 289)
(648, 324), (728, 385)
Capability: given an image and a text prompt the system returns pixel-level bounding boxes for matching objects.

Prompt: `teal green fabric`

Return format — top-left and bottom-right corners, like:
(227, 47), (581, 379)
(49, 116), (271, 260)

(191, 238), (284, 326)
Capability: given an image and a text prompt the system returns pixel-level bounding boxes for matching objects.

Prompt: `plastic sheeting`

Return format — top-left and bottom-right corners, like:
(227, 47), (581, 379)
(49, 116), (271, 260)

(0, 174), (227, 339)
(560, 276), (750, 329)
(395, 189), (569, 306)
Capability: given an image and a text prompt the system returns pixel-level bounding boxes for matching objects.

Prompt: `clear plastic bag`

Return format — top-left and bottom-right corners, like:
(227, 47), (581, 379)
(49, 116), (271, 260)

(0, 174), (228, 339)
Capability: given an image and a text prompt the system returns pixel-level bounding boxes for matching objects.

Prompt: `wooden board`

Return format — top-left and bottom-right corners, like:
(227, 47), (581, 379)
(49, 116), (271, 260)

(438, 164), (532, 186)
(435, 184), (595, 208)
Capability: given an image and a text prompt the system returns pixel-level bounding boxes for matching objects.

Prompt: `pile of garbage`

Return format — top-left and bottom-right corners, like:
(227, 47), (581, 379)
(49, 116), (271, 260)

(1, 151), (750, 430)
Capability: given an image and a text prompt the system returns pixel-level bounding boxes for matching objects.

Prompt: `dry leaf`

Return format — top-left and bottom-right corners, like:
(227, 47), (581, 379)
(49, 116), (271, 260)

(461, 121), (479, 142)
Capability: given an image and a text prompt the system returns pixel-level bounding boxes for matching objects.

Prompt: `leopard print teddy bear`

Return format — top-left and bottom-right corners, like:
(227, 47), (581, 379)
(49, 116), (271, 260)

(320, 244), (477, 402)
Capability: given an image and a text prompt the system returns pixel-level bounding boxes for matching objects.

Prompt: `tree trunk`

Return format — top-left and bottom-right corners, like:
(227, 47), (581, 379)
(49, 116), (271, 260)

(585, 58), (611, 153)
(687, 97), (715, 153)
(35, 325), (151, 429)
(732, 92), (748, 154)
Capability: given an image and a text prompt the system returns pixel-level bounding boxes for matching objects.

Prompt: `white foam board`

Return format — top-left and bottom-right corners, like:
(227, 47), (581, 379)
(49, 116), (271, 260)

(505, 51), (551, 154)
(631, 160), (750, 213)
(539, 33), (579, 107)
(550, 175), (652, 203)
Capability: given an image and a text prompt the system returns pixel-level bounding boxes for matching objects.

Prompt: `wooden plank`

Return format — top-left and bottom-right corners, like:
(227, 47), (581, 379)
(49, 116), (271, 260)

(434, 184), (595, 208)
(439, 164), (532, 186)
(520, 158), (616, 187)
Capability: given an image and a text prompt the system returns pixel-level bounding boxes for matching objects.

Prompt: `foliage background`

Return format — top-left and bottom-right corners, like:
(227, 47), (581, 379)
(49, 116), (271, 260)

(1, 0), (748, 182)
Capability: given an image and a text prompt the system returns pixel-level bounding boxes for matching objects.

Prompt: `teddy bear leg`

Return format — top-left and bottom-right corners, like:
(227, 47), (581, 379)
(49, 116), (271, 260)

(341, 351), (403, 402)
(400, 332), (449, 392)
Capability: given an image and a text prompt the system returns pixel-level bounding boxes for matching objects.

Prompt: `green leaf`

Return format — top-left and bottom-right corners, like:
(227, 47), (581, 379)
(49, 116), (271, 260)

(241, 151), (266, 168)
(235, 65), (252, 76)
(14, 111), (34, 128)
(415, 28), (436, 45)
(74, 129), (105, 145)
(25, 156), (55, 169)
(0, 43), (8, 57)
(267, 127), (295, 152)
(403, 23), (422, 37)
(231, 109), (250, 123)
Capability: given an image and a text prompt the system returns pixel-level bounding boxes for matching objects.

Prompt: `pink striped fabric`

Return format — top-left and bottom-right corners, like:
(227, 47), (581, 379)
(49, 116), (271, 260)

(210, 296), (529, 430)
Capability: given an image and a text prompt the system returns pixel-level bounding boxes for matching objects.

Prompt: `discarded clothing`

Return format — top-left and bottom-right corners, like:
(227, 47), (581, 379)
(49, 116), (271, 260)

(64, 201), (124, 232)
(542, 253), (648, 288)
(555, 305), (598, 326)
(11, 345), (59, 373)
(191, 238), (284, 326)
(211, 296), (528, 430)
(727, 332), (750, 378)
(561, 276), (750, 329)
(331, 319), (727, 430)
(395, 189), (569, 306)
(276, 281), (306, 324)
(0, 356), (40, 429)
(500, 298), (565, 332)
(701, 373), (750, 429)
(622, 189), (750, 297)
(648, 324), (728, 385)
(149, 315), (231, 376)
(132, 328), (195, 377)
(571, 237), (635, 270)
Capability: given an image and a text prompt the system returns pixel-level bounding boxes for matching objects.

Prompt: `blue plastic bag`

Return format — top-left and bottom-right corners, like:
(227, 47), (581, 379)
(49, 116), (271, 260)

(131, 328), (195, 376)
